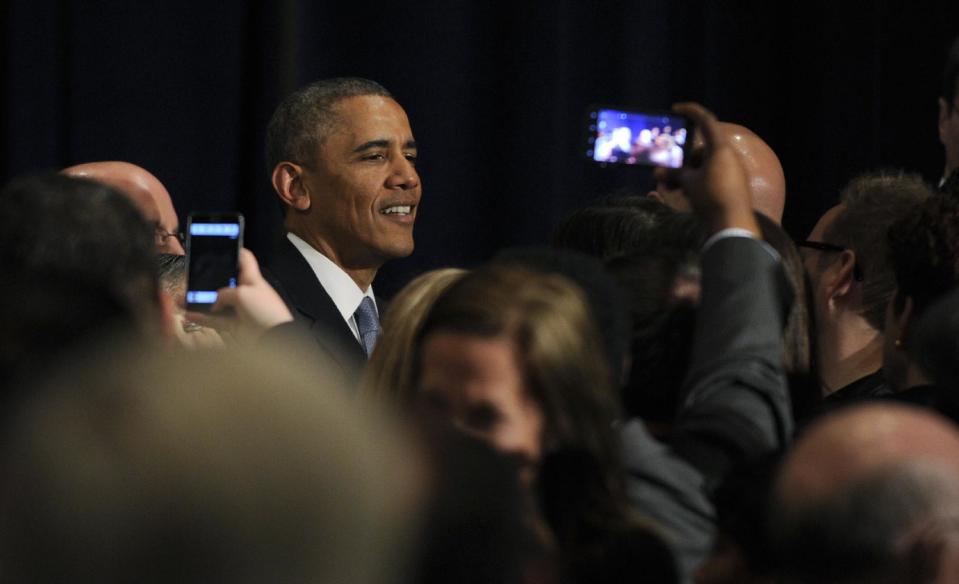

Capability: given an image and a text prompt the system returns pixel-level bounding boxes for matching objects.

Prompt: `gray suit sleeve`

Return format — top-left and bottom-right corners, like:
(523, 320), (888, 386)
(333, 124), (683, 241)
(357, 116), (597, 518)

(622, 235), (792, 580)
(670, 236), (792, 486)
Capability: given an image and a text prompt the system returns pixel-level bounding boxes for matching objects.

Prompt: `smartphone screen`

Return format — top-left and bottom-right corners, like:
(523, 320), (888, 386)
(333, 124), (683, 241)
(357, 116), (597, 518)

(586, 107), (690, 168)
(185, 213), (243, 311)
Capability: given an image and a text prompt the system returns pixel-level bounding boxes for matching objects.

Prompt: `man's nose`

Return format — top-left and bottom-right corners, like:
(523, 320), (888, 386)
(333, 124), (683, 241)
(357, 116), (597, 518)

(386, 157), (420, 190)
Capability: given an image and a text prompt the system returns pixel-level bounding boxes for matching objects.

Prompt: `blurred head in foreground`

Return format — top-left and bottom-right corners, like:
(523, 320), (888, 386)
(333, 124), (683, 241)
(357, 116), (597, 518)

(0, 172), (168, 391)
(0, 341), (422, 584)
(771, 404), (959, 583)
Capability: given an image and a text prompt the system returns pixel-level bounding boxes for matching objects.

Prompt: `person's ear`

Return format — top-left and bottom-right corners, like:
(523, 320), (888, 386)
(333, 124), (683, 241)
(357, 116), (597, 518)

(271, 162), (311, 211)
(825, 249), (858, 301)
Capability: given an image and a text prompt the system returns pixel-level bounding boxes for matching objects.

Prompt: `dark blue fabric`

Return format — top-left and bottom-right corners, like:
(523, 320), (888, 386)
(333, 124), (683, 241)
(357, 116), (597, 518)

(353, 296), (380, 359)
(2, 1), (957, 298)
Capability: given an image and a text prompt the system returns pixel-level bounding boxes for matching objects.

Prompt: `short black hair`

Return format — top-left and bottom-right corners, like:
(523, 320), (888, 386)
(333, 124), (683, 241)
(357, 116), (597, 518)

(0, 173), (157, 315)
(942, 37), (959, 111)
(0, 173), (158, 388)
(552, 195), (679, 262)
(156, 253), (186, 296)
(887, 193), (959, 321)
(265, 77), (393, 172)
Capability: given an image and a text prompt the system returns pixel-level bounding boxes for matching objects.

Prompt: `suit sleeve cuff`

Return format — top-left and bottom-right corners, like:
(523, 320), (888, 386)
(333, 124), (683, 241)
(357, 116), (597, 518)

(703, 227), (779, 261)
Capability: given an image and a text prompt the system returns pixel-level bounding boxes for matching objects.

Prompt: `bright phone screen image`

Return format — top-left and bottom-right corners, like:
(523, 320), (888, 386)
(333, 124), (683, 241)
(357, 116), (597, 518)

(587, 108), (689, 168)
(185, 220), (241, 309)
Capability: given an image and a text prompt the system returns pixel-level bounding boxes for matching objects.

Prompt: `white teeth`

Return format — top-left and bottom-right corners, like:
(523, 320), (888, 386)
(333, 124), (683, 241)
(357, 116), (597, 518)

(381, 205), (412, 215)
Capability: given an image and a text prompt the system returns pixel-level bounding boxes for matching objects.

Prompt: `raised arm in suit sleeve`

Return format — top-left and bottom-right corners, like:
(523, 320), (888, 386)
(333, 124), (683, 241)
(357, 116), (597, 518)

(670, 235), (792, 487)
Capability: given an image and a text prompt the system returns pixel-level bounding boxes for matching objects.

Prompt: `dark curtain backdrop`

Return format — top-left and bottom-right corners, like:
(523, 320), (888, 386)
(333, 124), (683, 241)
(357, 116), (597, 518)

(3, 1), (957, 297)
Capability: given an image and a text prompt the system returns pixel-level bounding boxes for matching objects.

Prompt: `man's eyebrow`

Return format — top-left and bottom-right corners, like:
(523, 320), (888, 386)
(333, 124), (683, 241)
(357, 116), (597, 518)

(352, 139), (390, 153)
(351, 139), (418, 153)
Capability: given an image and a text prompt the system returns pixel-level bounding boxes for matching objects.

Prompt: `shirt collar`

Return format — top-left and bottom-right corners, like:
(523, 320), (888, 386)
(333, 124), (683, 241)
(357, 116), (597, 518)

(287, 233), (376, 322)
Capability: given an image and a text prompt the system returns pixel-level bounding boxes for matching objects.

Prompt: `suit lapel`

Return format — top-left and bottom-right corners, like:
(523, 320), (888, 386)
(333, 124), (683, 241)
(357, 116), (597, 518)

(263, 238), (367, 365)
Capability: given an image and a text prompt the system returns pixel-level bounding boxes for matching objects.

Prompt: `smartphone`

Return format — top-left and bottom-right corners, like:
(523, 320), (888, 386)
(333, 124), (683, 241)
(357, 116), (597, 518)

(585, 106), (691, 169)
(185, 212), (244, 312)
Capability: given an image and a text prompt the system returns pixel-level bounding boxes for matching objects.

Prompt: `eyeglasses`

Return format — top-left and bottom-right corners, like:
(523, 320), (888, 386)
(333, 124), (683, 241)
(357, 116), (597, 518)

(155, 226), (185, 247)
(796, 240), (864, 281)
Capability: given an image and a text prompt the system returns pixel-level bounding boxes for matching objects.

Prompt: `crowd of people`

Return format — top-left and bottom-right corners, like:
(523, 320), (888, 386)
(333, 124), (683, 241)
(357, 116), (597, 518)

(2, 37), (959, 584)
(592, 114), (688, 167)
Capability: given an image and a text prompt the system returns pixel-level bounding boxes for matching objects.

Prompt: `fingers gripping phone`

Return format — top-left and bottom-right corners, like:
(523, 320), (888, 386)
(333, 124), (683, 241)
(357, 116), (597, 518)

(185, 212), (244, 312)
(586, 106), (692, 169)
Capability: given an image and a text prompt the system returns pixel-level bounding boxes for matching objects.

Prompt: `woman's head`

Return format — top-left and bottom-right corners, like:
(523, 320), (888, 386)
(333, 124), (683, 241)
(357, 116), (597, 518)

(413, 265), (618, 480)
(361, 268), (466, 404)
(885, 193), (959, 389)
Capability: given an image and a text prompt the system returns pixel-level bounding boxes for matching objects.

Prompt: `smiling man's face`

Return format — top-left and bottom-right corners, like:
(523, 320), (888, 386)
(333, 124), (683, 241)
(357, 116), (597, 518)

(298, 95), (421, 269)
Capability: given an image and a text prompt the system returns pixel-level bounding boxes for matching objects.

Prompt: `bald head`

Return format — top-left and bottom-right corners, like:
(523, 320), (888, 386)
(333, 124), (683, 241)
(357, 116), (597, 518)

(62, 161), (183, 254)
(773, 404), (959, 583)
(648, 123), (786, 222)
(780, 404), (959, 504)
(719, 123), (786, 223)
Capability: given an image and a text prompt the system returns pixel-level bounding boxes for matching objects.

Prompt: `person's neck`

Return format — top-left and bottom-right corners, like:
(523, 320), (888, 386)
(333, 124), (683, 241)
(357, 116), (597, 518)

(288, 226), (379, 291)
(817, 314), (884, 396)
(900, 362), (932, 392)
(345, 267), (377, 292)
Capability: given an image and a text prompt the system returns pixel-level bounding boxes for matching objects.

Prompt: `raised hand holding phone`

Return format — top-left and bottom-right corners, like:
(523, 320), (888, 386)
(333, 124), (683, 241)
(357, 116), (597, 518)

(654, 103), (758, 237)
(586, 106), (692, 169)
(185, 212), (244, 312)
(185, 248), (293, 343)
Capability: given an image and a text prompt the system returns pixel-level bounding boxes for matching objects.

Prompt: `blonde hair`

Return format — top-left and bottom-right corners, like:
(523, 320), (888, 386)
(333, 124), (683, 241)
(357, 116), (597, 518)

(361, 268), (467, 405)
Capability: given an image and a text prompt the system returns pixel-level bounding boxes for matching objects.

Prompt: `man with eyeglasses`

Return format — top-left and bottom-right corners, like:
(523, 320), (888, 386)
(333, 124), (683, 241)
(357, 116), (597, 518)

(800, 172), (931, 411)
(62, 161), (184, 255)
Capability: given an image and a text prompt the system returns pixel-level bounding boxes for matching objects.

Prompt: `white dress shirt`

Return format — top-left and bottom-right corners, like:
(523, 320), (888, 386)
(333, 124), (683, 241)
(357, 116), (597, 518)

(287, 233), (377, 342)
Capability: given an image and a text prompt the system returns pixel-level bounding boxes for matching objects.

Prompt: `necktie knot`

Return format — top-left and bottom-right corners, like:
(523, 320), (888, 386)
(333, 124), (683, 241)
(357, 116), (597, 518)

(354, 296), (380, 358)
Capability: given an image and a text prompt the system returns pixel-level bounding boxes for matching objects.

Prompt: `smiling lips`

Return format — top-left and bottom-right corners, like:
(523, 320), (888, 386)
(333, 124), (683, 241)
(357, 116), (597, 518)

(380, 204), (416, 224)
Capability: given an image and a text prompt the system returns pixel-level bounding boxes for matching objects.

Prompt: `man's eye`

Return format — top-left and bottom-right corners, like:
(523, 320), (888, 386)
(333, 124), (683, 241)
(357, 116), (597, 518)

(405, 153), (418, 165)
(362, 153), (386, 161)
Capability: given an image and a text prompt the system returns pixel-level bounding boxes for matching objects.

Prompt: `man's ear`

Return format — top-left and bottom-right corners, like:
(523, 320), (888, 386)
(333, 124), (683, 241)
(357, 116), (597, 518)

(825, 249), (858, 300)
(271, 162), (311, 211)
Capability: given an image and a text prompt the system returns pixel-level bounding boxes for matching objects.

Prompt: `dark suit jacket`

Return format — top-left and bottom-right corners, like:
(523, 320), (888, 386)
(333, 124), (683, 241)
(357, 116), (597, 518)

(263, 237), (367, 384)
(622, 236), (792, 579)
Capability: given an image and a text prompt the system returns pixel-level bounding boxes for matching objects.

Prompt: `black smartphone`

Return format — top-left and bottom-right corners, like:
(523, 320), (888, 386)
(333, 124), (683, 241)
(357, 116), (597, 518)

(185, 212), (244, 312)
(585, 106), (692, 169)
